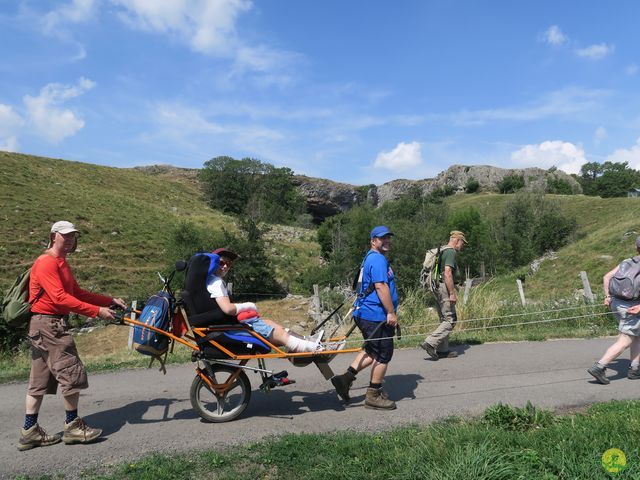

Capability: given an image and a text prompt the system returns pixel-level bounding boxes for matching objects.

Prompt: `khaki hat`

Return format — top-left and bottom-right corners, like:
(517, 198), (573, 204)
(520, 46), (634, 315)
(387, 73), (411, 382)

(51, 221), (79, 235)
(48, 221), (79, 248)
(450, 230), (468, 244)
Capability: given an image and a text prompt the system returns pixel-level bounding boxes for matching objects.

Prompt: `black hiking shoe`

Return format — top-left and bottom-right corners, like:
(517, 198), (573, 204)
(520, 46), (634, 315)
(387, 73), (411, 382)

(588, 364), (610, 385)
(331, 371), (355, 402)
(628, 367), (640, 380)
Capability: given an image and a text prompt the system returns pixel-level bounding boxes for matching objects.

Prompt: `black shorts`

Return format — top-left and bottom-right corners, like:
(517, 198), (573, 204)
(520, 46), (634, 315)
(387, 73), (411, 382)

(354, 317), (395, 364)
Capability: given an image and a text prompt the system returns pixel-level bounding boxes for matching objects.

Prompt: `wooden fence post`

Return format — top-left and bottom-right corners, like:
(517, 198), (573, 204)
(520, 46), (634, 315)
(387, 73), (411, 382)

(579, 271), (595, 303)
(127, 300), (137, 351)
(463, 278), (473, 305)
(516, 279), (526, 307)
(312, 284), (321, 315)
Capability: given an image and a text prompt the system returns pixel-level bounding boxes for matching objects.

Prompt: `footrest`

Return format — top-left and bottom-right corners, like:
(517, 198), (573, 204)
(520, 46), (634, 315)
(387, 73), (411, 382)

(260, 370), (296, 390)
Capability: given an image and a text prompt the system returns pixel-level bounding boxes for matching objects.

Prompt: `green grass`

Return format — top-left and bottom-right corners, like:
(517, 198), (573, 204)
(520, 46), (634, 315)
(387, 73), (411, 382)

(27, 400), (640, 479)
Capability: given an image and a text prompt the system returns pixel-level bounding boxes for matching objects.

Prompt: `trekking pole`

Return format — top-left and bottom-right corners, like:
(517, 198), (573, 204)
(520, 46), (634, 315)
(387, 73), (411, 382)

(310, 302), (345, 335)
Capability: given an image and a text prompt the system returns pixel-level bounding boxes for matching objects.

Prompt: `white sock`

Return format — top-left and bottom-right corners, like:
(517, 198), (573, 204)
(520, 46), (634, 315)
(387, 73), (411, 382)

(285, 335), (319, 352)
(631, 361), (639, 370)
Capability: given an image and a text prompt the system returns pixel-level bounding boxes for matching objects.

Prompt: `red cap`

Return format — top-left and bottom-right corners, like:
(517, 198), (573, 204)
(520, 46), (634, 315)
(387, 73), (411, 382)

(212, 247), (239, 260)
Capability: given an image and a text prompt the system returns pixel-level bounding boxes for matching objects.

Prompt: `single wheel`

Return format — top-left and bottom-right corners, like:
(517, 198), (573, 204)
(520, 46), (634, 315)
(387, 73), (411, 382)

(190, 365), (252, 422)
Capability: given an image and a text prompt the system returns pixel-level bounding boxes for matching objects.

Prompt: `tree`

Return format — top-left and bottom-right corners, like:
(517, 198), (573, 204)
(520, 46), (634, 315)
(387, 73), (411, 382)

(198, 156), (306, 224)
(578, 161), (640, 198)
(448, 207), (496, 277)
(497, 175), (525, 194)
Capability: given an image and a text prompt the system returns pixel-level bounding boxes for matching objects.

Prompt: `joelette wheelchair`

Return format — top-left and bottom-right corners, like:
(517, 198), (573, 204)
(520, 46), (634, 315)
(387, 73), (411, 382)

(120, 254), (361, 423)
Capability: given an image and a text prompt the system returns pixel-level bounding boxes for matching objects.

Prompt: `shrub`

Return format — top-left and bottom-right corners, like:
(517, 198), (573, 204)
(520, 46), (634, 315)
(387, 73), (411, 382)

(545, 177), (573, 195)
(497, 175), (525, 194)
(483, 402), (555, 431)
(465, 178), (480, 193)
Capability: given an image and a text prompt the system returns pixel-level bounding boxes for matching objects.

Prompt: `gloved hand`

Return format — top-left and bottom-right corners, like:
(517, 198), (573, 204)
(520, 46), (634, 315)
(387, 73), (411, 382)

(235, 302), (258, 314)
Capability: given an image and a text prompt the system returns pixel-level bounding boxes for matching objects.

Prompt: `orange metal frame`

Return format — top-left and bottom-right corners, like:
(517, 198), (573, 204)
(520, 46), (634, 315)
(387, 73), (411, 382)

(122, 313), (361, 360)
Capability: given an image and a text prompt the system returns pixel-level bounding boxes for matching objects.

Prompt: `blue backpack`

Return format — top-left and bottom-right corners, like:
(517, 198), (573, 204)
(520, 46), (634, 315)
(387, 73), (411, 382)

(133, 291), (173, 368)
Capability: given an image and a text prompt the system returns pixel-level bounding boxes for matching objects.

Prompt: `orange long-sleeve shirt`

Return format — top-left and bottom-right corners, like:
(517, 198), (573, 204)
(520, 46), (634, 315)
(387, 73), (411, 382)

(29, 253), (113, 318)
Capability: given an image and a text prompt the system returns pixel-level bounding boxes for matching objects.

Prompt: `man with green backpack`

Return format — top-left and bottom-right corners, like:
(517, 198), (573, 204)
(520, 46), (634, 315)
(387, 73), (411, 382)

(420, 230), (467, 360)
(16, 221), (126, 451)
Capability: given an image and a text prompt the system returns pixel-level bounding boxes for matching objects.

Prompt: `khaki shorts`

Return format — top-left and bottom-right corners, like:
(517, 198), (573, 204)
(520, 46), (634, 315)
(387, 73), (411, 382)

(27, 314), (88, 396)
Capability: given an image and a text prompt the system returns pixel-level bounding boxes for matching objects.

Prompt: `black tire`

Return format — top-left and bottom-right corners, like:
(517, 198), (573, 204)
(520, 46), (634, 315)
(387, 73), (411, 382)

(190, 365), (252, 423)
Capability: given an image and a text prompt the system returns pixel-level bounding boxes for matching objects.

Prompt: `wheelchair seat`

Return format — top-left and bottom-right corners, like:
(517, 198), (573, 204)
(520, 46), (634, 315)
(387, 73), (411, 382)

(181, 253), (271, 356)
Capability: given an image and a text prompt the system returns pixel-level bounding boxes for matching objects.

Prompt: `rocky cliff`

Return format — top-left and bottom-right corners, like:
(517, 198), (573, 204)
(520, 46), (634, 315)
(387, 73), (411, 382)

(294, 165), (581, 221)
(134, 163), (582, 223)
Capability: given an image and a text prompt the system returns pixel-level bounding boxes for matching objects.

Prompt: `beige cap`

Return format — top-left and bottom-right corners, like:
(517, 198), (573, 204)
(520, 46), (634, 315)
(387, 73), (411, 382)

(450, 230), (468, 244)
(51, 221), (79, 235)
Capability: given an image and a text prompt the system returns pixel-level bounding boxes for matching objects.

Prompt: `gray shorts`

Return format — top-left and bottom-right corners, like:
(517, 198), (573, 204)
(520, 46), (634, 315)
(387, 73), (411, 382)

(27, 314), (89, 396)
(611, 298), (640, 337)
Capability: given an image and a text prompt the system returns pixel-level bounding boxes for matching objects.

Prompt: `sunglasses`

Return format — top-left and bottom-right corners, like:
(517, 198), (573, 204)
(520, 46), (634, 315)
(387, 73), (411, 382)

(219, 259), (232, 268)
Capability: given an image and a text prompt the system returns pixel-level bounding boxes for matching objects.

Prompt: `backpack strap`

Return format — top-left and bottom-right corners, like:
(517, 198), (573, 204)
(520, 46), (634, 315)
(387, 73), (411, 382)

(433, 246), (454, 283)
(357, 251), (378, 299)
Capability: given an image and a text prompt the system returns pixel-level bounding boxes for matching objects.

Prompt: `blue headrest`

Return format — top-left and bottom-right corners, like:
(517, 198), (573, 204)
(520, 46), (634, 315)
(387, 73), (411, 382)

(196, 253), (220, 278)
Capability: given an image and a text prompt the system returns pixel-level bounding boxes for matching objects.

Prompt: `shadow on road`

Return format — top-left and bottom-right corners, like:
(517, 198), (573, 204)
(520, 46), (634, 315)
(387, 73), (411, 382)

(245, 372), (424, 418)
(85, 398), (198, 436)
(421, 344), (472, 362)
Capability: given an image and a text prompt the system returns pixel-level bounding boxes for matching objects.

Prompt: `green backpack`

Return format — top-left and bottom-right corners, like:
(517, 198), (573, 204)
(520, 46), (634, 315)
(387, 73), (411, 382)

(1, 268), (43, 326)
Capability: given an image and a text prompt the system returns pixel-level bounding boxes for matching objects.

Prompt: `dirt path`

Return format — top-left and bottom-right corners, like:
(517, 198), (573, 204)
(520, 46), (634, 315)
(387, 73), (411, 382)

(1, 337), (635, 479)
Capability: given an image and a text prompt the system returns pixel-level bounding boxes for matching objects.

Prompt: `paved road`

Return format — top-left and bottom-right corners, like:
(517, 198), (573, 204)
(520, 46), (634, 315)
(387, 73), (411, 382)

(1, 337), (638, 478)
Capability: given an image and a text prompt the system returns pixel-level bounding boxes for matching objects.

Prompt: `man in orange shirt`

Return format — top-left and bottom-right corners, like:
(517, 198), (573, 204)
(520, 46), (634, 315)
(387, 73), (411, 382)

(18, 221), (126, 451)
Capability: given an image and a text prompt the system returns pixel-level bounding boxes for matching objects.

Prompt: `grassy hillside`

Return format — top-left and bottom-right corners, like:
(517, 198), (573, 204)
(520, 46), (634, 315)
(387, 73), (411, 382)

(446, 192), (640, 303)
(2, 151), (638, 306)
(0, 151), (320, 299)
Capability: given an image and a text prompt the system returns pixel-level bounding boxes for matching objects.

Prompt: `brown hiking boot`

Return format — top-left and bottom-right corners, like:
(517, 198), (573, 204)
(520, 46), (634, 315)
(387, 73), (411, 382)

(63, 417), (102, 444)
(331, 371), (356, 402)
(18, 424), (62, 451)
(364, 387), (396, 410)
(420, 341), (439, 360)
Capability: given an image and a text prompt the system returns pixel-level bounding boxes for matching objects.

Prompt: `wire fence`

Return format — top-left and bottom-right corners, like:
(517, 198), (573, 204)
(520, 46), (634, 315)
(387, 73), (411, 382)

(323, 304), (618, 348)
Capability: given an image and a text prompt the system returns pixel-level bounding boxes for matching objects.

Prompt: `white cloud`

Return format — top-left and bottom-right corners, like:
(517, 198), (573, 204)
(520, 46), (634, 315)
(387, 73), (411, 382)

(43, 0), (97, 33)
(594, 126), (607, 144)
(626, 64), (639, 76)
(0, 104), (24, 152)
(0, 136), (19, 152)
(23, 77), (96, 143)
(112, 0), (251, 55)
(575, 43), (614, 60)
(510, 141), (586, 174)
(374, 141), (423, 171)
(540, 25), (567, 46)
(448, 86), (609, 126)
(606, 138), (640, 170)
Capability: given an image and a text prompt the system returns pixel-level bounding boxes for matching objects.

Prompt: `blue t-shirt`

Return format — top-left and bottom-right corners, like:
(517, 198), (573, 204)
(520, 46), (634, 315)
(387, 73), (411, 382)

(354, 250), (398, 322)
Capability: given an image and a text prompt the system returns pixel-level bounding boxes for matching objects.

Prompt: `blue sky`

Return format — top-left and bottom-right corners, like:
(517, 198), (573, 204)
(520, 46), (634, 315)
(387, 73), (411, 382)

(1, 1), (640, 185)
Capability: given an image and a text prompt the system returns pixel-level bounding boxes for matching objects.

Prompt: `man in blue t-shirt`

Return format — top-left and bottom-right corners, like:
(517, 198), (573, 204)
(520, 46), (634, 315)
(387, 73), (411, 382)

(331, 225), (398, 410)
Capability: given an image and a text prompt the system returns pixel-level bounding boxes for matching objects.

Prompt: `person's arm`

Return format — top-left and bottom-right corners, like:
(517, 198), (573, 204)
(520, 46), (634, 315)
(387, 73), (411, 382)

(603, 266), (619, 306)
(443, 266), (457, 303)
(36, 257), (103, 317)
(71, 276), (117, 308)
(374, 282), (398, 326)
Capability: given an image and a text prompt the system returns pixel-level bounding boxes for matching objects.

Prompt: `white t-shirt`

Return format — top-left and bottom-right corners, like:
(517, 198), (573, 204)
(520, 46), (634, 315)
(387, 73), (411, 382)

(206, 274), (228, 299)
